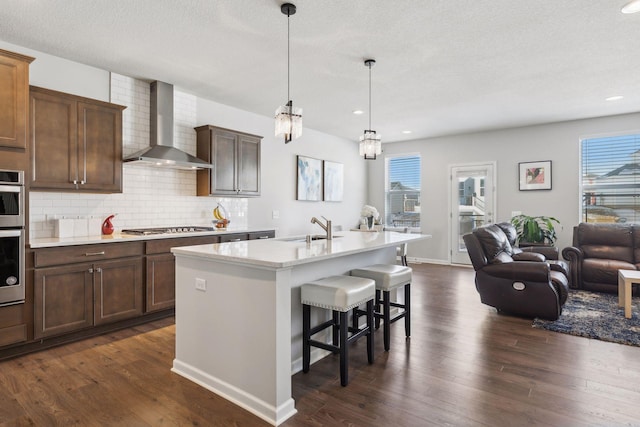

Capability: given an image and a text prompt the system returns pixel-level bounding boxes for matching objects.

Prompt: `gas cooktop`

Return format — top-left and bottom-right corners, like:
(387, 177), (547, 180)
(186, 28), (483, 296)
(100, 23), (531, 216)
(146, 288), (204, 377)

(121, 226), (215, 235)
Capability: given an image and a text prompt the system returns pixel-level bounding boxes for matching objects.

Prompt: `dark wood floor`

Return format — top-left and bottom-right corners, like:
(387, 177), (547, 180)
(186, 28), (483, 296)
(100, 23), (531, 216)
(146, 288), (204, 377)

(1, 264), (639, 426)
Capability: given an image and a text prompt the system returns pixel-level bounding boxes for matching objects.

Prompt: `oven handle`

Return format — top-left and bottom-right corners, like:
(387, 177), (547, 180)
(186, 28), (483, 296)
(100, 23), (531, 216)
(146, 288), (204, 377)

(0, 300), (25, 308)
(0, 229), (21, 238)
(0, 184), (21, 193)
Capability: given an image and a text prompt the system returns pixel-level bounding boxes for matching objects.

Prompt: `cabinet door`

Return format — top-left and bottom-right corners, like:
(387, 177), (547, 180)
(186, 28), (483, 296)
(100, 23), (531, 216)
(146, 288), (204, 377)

(146, 253), (176, 312)
(78, 102), (123, 193)
(0, 53), (30, 150)
(94, 258), (143, 326)
(34, 263), (93, 339)
(30, 89), (79, 190)
(238, 135), (260, 196)
(211, 130), (238, 195)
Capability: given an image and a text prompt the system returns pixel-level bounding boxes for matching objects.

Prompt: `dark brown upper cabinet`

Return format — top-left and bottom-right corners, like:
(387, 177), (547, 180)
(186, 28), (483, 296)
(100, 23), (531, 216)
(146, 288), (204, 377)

(29, 86), (126, 193)
(0, 49), (33, 151)
(195, 125), (261, 197)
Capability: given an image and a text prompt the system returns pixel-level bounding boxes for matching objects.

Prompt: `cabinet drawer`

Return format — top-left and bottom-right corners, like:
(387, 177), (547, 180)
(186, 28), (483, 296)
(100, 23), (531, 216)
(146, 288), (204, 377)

(146, 235), (221, 255)
(34, 242), (144, 267)
(249, 231), (275, 240)
(219, 233), (249, 243)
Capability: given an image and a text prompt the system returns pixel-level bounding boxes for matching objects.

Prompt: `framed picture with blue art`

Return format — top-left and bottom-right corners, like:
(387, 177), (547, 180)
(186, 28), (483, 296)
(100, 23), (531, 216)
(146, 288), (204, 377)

(297, 155), (322, 201)
(323, 160), (344, 202)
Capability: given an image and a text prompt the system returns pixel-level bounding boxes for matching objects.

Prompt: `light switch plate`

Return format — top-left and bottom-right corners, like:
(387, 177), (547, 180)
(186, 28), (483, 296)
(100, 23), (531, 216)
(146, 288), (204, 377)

(195, 278), (206, 291)
(272, 210), (280, 219)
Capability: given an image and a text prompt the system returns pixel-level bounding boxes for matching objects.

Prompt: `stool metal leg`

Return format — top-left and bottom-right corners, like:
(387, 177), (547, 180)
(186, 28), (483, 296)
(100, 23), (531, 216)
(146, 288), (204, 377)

(405, 283), (411, 338)
(366, 299), (374, 364)
(339, 311), (348, 386)
(383, 290), (391, 351)
(374, 289), (381, 330)
(303, 304), (310, 373)
(332, 311), (339, 346)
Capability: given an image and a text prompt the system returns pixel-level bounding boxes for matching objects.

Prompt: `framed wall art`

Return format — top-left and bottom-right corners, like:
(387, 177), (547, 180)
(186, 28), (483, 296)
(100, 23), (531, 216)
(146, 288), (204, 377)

(519, 160), (552, 191)
(323, 160), (344, 202)
(296, 155), (322, 201)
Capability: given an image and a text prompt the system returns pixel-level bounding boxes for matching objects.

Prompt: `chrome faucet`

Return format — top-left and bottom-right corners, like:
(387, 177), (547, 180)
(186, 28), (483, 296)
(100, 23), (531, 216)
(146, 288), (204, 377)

(310, 216), (332, 240)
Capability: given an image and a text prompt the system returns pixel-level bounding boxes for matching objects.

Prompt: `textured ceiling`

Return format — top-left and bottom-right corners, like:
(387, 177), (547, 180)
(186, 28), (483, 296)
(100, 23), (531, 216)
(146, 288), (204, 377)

(1, 0), (639, 143)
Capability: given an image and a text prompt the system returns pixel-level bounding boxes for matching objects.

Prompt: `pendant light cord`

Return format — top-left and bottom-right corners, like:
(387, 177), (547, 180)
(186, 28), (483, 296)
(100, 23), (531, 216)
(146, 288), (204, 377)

(368, 62), (372, 131)
(287, 12), (290, 103)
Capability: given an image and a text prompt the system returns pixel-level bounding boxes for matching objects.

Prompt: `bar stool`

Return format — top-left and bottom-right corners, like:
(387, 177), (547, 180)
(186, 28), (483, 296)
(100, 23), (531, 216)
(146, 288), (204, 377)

(301, 275), (375, 386)
(351, 264), (412, 351)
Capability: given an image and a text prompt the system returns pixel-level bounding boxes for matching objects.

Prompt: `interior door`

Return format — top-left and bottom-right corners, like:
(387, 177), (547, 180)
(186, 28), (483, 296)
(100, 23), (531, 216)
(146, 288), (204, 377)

(450, 163), (496, 264)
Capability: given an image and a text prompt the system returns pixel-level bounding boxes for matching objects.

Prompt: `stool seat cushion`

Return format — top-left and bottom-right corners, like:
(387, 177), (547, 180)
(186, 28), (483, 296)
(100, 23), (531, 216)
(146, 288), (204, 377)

(351, 264), (412, 291)
(301, 276), (375, 312)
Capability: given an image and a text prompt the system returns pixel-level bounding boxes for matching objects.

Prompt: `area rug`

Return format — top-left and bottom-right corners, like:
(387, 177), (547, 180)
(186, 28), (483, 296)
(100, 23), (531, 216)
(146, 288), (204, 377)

(532, 290), (640, 346)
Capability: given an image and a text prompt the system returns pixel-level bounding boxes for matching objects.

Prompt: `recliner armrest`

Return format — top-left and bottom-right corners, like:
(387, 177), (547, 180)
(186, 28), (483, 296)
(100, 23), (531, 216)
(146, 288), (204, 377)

(513, 252), (546, 262)
(483, 261), (550, 282)
(521, 245), (559, 260)
(561, 246), (583, 289)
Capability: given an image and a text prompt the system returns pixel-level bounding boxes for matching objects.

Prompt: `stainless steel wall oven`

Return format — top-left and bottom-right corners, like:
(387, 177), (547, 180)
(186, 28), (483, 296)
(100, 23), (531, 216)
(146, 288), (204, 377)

(0, 170), (24, 228)
(0, 170), (25, 306)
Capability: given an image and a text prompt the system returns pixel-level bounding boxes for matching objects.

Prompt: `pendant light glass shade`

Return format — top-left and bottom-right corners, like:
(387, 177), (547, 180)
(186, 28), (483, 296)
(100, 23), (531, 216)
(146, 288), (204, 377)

(359, 59), (381, 159)
(275, 101), (302, 142)
(359, 130), (381, 159)
(275, 3), (302, 144)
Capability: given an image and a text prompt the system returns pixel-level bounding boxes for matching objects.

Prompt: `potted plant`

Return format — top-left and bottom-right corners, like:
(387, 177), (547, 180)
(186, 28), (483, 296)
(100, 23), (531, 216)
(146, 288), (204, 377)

(510, 214), (560, 246)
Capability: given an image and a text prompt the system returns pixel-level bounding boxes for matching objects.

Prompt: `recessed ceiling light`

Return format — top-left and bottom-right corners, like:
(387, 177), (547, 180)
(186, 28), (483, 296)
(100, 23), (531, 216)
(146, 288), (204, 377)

(402, 130), (412, 134)
(606, 95), (624, 101)
(622, 0), (640, 13)
(352, 109), (364, 115)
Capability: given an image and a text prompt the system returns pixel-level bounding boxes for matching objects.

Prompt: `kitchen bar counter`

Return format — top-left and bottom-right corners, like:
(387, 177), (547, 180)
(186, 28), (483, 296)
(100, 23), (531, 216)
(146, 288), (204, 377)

(29, 227), (276, 248)
(171, 230), (429, 425)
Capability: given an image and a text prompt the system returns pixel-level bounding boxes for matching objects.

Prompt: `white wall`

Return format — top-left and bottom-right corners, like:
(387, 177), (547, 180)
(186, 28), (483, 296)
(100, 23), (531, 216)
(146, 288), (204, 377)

(368, 113), (640, 263)
(1, 40), (366, 239)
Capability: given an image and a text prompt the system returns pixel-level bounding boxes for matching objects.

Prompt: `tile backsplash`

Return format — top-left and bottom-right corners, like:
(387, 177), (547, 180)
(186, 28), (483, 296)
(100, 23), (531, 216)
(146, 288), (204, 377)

(29, 73), (248, 239)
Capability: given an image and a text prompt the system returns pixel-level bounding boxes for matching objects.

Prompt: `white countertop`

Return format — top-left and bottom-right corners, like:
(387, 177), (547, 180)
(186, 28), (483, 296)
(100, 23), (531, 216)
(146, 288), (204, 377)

(29, 227), (275, 248)
(171, 230), (430, 269)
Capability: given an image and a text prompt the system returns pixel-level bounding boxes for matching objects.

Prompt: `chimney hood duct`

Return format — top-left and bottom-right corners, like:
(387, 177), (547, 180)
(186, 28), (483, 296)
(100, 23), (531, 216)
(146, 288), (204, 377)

(123, 81), (212, 170)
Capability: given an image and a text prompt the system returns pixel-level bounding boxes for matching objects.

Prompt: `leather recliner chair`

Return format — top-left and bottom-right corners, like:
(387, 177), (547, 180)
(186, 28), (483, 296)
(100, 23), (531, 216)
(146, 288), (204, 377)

(463, 224), (569, 320)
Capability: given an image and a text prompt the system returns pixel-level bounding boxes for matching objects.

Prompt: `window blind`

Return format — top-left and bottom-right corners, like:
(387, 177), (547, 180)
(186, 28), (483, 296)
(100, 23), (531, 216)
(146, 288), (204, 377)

(386, 155), (421, 228)
(582, 134), (640, 223)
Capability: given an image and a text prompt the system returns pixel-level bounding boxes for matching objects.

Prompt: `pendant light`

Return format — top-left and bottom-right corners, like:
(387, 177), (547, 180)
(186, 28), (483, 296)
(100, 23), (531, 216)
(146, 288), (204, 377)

(275, 3), (302, 143)
(359, 59), (381, 160)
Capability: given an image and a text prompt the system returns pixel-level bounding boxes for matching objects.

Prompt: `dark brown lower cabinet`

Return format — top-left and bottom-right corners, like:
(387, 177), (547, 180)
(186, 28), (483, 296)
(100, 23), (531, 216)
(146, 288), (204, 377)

(94, 258), (143, 325)
(146, 253), (176, 312)
(0, 304), (28, 347)
(33, 257), (143, 339)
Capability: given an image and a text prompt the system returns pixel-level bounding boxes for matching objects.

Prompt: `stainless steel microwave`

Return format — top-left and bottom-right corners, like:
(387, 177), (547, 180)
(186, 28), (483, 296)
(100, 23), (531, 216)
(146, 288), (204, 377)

(0, 170), (24, 228)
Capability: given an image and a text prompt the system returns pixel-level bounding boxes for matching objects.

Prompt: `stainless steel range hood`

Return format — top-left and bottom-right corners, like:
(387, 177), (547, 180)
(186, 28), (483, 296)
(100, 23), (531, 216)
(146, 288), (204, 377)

(123, 81), (212, 170)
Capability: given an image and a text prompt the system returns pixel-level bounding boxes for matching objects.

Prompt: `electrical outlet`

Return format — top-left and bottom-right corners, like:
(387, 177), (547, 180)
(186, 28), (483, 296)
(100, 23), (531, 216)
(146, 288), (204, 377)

(272, 210), (280, 219)
(195, 278), (206, 292)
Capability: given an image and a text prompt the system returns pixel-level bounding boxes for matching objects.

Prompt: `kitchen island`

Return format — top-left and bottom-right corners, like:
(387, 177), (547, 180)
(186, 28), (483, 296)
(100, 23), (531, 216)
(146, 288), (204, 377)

(171, 230), (429, 426)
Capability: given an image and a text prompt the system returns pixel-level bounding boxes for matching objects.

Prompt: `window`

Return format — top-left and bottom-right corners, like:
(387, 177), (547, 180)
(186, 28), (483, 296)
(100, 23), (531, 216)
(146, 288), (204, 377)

(581, 133), (640, 224)
(385, 154), (421, 230)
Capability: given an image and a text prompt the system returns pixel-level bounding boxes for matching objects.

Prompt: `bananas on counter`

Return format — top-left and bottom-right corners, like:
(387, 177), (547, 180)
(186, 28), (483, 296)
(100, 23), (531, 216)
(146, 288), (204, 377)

(213, 204), (229, 227)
